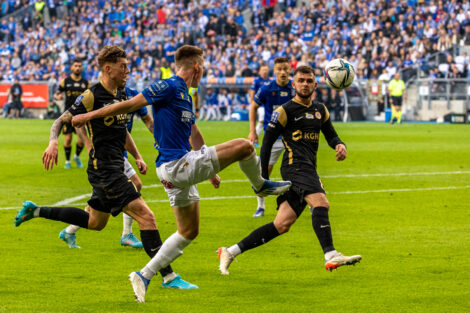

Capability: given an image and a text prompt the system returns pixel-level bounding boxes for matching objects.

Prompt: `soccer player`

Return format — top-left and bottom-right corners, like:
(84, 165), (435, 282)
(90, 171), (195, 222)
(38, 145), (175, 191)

(55, 59), (90, 169)
(14, 45), (196, 293)
(71, 45), (292, 302)
(218, 66), (361, 275)
(388, 72), (406, 124)
(248, 57), (295, 217)
(58, 86), (153, 249)
(249, 63), (270, 146)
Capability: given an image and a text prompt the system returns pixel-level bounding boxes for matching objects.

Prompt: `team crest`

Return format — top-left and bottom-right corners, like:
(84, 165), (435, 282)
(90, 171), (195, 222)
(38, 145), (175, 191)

(315, 111), (322, 119)
(306, 113), (314, 119)
(280, 91), (288, 97)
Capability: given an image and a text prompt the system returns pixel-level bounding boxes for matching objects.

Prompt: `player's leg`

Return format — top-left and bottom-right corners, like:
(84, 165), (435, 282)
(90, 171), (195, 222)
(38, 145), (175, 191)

(214, 139), (291, 196)
(218, 200), (297, 275)
(64, 132), (73, 169)
(396, 104), (402, 124)
(121, 158), (143, 248)
(306, 193), (361, 271)
(73, 130), (84, 168)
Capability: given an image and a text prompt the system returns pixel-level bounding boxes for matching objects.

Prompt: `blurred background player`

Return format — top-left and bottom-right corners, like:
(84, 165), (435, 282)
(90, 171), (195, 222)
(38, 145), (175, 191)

(248, 57), (295, 217)
(58, 86), (154, 249)
(388, 73), (406, 124)
(218, 66), (361, 275)
(249, 63), (270, 146)
(54, 59), (90, 169)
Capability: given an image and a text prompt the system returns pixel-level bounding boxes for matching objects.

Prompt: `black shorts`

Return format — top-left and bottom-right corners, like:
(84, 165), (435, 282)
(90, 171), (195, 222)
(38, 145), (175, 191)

(62, 121), (76, 135)
(391, 96), (402, 107)
(87, 166), (141, 217)
(276, 166), (325, 217)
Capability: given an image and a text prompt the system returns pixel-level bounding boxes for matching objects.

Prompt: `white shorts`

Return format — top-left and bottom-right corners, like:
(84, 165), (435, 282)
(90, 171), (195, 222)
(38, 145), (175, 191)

(269, 139), (284, 165)
(257, 106), (265, 122)
(156, 145), (220, 207)
(124, 157), (136, 179)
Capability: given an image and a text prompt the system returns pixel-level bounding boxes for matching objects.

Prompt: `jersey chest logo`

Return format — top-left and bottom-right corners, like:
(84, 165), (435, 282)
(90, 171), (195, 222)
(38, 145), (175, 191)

(280, 91), (288, 97)
(315, 112), (321, 120)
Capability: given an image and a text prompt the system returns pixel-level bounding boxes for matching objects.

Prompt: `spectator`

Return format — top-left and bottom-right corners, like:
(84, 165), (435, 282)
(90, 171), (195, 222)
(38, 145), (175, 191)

(8, 78), (23, 119)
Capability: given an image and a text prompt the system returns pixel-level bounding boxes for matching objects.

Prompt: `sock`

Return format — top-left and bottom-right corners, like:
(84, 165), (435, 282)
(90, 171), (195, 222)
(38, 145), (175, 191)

(64, 146), (72, 161)
(311, 206), (335, 253)
(227, 244), (242, 257)
(257, 196), (265, 209)
(162, 272), (177, 284)
(255, 122), (263, 136)
(140, 232), (192, 280)
(140, 230), (174, 278)
(324, 250), (338, 260)
(237, 222), (280, 253)
(38, 206), (89, 228)
(397, 110), (402, 123)
(122, 213), (133, 236)
(238, 150), (264, 190)
(75, 144), (84, 157)
(65, 225), (80, 234)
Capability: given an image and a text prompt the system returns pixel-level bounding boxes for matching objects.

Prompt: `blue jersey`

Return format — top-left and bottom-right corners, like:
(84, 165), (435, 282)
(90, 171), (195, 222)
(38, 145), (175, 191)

(251, 76), (270, 94)
(141, 76), (195, 167)
(254, 79), (295, 129)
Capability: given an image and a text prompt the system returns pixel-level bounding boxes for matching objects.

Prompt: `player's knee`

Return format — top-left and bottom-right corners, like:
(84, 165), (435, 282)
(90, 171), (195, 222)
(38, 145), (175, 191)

(88, 219), (107, 231)
(274, 219), (294, 234)
(237, 138), (254, 158)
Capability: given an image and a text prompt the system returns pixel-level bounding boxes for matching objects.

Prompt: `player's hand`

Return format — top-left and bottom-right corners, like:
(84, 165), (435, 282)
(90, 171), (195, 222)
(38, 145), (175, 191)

(248, 131), (258, 145)
(136, 159), (147, 175)
(42, 140), (58, 170)
(335, 144), (347, 161)
(209, 174), (221, 189)
(72, 114), (87, 128)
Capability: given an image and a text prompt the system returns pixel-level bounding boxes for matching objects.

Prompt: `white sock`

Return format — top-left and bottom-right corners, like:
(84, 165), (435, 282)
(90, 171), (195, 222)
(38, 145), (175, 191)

(33, 208), (40, 217)
(162, 272), (177, 284)
(325, 250), (338, 260)
(140, 232), (192, 280)
(122, 213), (133, 236)
(65, 225), (80, 234)
(238, 150), (264, 190)
(256, 122), (263, 136)
(257, 196), (265, 209)
(227, 244), (241, 257)
(65, 160), (71, 164)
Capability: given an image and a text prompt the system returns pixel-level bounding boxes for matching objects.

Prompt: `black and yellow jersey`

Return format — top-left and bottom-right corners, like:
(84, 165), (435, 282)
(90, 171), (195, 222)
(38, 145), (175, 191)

(260, 99), (344, 178)
(57, 76), (90, 110)
(68, 82), (127, 170)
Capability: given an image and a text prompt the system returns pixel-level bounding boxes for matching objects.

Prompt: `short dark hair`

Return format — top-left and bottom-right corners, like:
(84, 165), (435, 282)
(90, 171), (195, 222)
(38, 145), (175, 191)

(97, 45), (127, 69)
(71, 59), (82, 65)
(274, 57), (289, 64)
(293, 65), (315, 76)
(175, 45), (204, 69)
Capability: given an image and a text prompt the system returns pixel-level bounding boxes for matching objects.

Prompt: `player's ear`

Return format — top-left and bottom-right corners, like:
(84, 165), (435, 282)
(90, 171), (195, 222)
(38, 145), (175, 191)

(314, 82), (318, 89)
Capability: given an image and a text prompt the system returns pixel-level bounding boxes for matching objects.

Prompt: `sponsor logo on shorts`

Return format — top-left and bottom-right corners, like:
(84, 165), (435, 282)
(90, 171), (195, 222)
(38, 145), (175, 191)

(161, 180), (174, 189)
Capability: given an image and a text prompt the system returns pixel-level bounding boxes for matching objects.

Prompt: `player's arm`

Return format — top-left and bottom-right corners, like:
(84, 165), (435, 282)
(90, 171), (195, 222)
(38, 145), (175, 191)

(76, 126), (92, 153)
(42, 110), (72, 170)
(260, 107), (286, 179)
(54, 79), (65, 100)
(141, 114), (154, 134)
(248, 100), (260, 142)
(320, 105), (347, 161)
(124, 130), (147, 175)
(72, 93), (148, 128)
(189, 123), (205, 151)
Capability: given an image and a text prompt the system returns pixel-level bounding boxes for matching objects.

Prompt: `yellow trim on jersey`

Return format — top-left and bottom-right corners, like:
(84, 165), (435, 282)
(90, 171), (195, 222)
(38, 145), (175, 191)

(281, 136), (293, 165)
(274, 106), (288, 127)
(87, 121), (96, 158)
(322, 104), (330, 123)
(81, 89), (94, 112)
(93, 158), (98, 170)
(60, 79), (65, 89)
(292, 99), (312, 108)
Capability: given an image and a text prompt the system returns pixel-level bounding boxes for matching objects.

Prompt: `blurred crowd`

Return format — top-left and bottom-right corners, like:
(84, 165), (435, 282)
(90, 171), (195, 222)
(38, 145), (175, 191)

(0, 0), (469, 87)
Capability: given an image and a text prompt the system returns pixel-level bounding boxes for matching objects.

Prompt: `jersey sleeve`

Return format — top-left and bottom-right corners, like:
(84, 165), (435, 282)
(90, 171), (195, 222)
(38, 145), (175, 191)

(68, 89), (94, 116)
(260, 106), (287, 178)
(250, 78), (257, 91)
(57, 79), (66, 92)
(141, 79), (174, 107)
(253, 85), (266, 106)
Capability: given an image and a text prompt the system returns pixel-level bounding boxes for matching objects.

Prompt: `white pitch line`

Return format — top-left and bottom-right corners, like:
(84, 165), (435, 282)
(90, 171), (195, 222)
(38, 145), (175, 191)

(1, 170), (469, 210)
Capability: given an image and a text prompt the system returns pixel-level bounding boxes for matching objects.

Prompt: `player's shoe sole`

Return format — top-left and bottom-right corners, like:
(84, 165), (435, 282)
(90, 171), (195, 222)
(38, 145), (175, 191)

(162, 274), (198, 289)
(59, 229), (81, 249)
(14, 201), (37, 227)
(253, 180), (291, 197)
(120, 233), (143, 248)
(253, 207), (265, 217)
(325, 253), (362, 271)
(217, 247), (234, 275)
(129, 271), (150, 303)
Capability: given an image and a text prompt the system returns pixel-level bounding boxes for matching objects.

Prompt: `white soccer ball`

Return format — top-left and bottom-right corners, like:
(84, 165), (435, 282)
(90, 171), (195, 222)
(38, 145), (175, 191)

(324, 58), (355, 90)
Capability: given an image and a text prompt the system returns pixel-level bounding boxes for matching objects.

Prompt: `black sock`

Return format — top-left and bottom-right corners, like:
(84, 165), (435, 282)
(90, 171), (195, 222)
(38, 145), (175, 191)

(311, 206), (335, 253)
(238, 222), (280, 253)
(75, 144), (84, 157)
(140, 230), (173, 277)
(64, 146), (72, 161)
(39, 206), (89, 228)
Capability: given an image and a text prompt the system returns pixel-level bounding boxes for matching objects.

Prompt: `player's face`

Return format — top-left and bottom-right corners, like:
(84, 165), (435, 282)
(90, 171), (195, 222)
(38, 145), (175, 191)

(274, 62), (290, 86)
(108, 58), (130, 88)
(259, 66), (269, 79)
(71, 62), (83, 76)
(293, 72), (317, 99)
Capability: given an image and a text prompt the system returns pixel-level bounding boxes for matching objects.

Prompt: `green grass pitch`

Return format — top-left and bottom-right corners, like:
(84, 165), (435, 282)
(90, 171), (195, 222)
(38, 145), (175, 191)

(0, 119), (469, 312)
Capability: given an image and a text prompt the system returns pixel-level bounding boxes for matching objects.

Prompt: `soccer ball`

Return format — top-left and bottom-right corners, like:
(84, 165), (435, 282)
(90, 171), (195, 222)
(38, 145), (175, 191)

(324, 58), (355, 90)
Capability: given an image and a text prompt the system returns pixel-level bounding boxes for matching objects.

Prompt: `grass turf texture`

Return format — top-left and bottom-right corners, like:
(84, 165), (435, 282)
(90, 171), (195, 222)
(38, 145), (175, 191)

(0, 119), (469, 312)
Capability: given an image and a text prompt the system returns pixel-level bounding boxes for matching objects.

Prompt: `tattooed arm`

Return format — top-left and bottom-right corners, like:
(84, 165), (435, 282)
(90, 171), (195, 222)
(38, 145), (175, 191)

(42, 111), (72, 170)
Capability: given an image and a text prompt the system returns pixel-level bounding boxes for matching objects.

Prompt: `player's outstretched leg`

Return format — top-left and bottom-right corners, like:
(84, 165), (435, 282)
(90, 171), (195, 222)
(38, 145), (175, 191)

(14, 201), (37, 226)
(252, 179), (291, 197)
